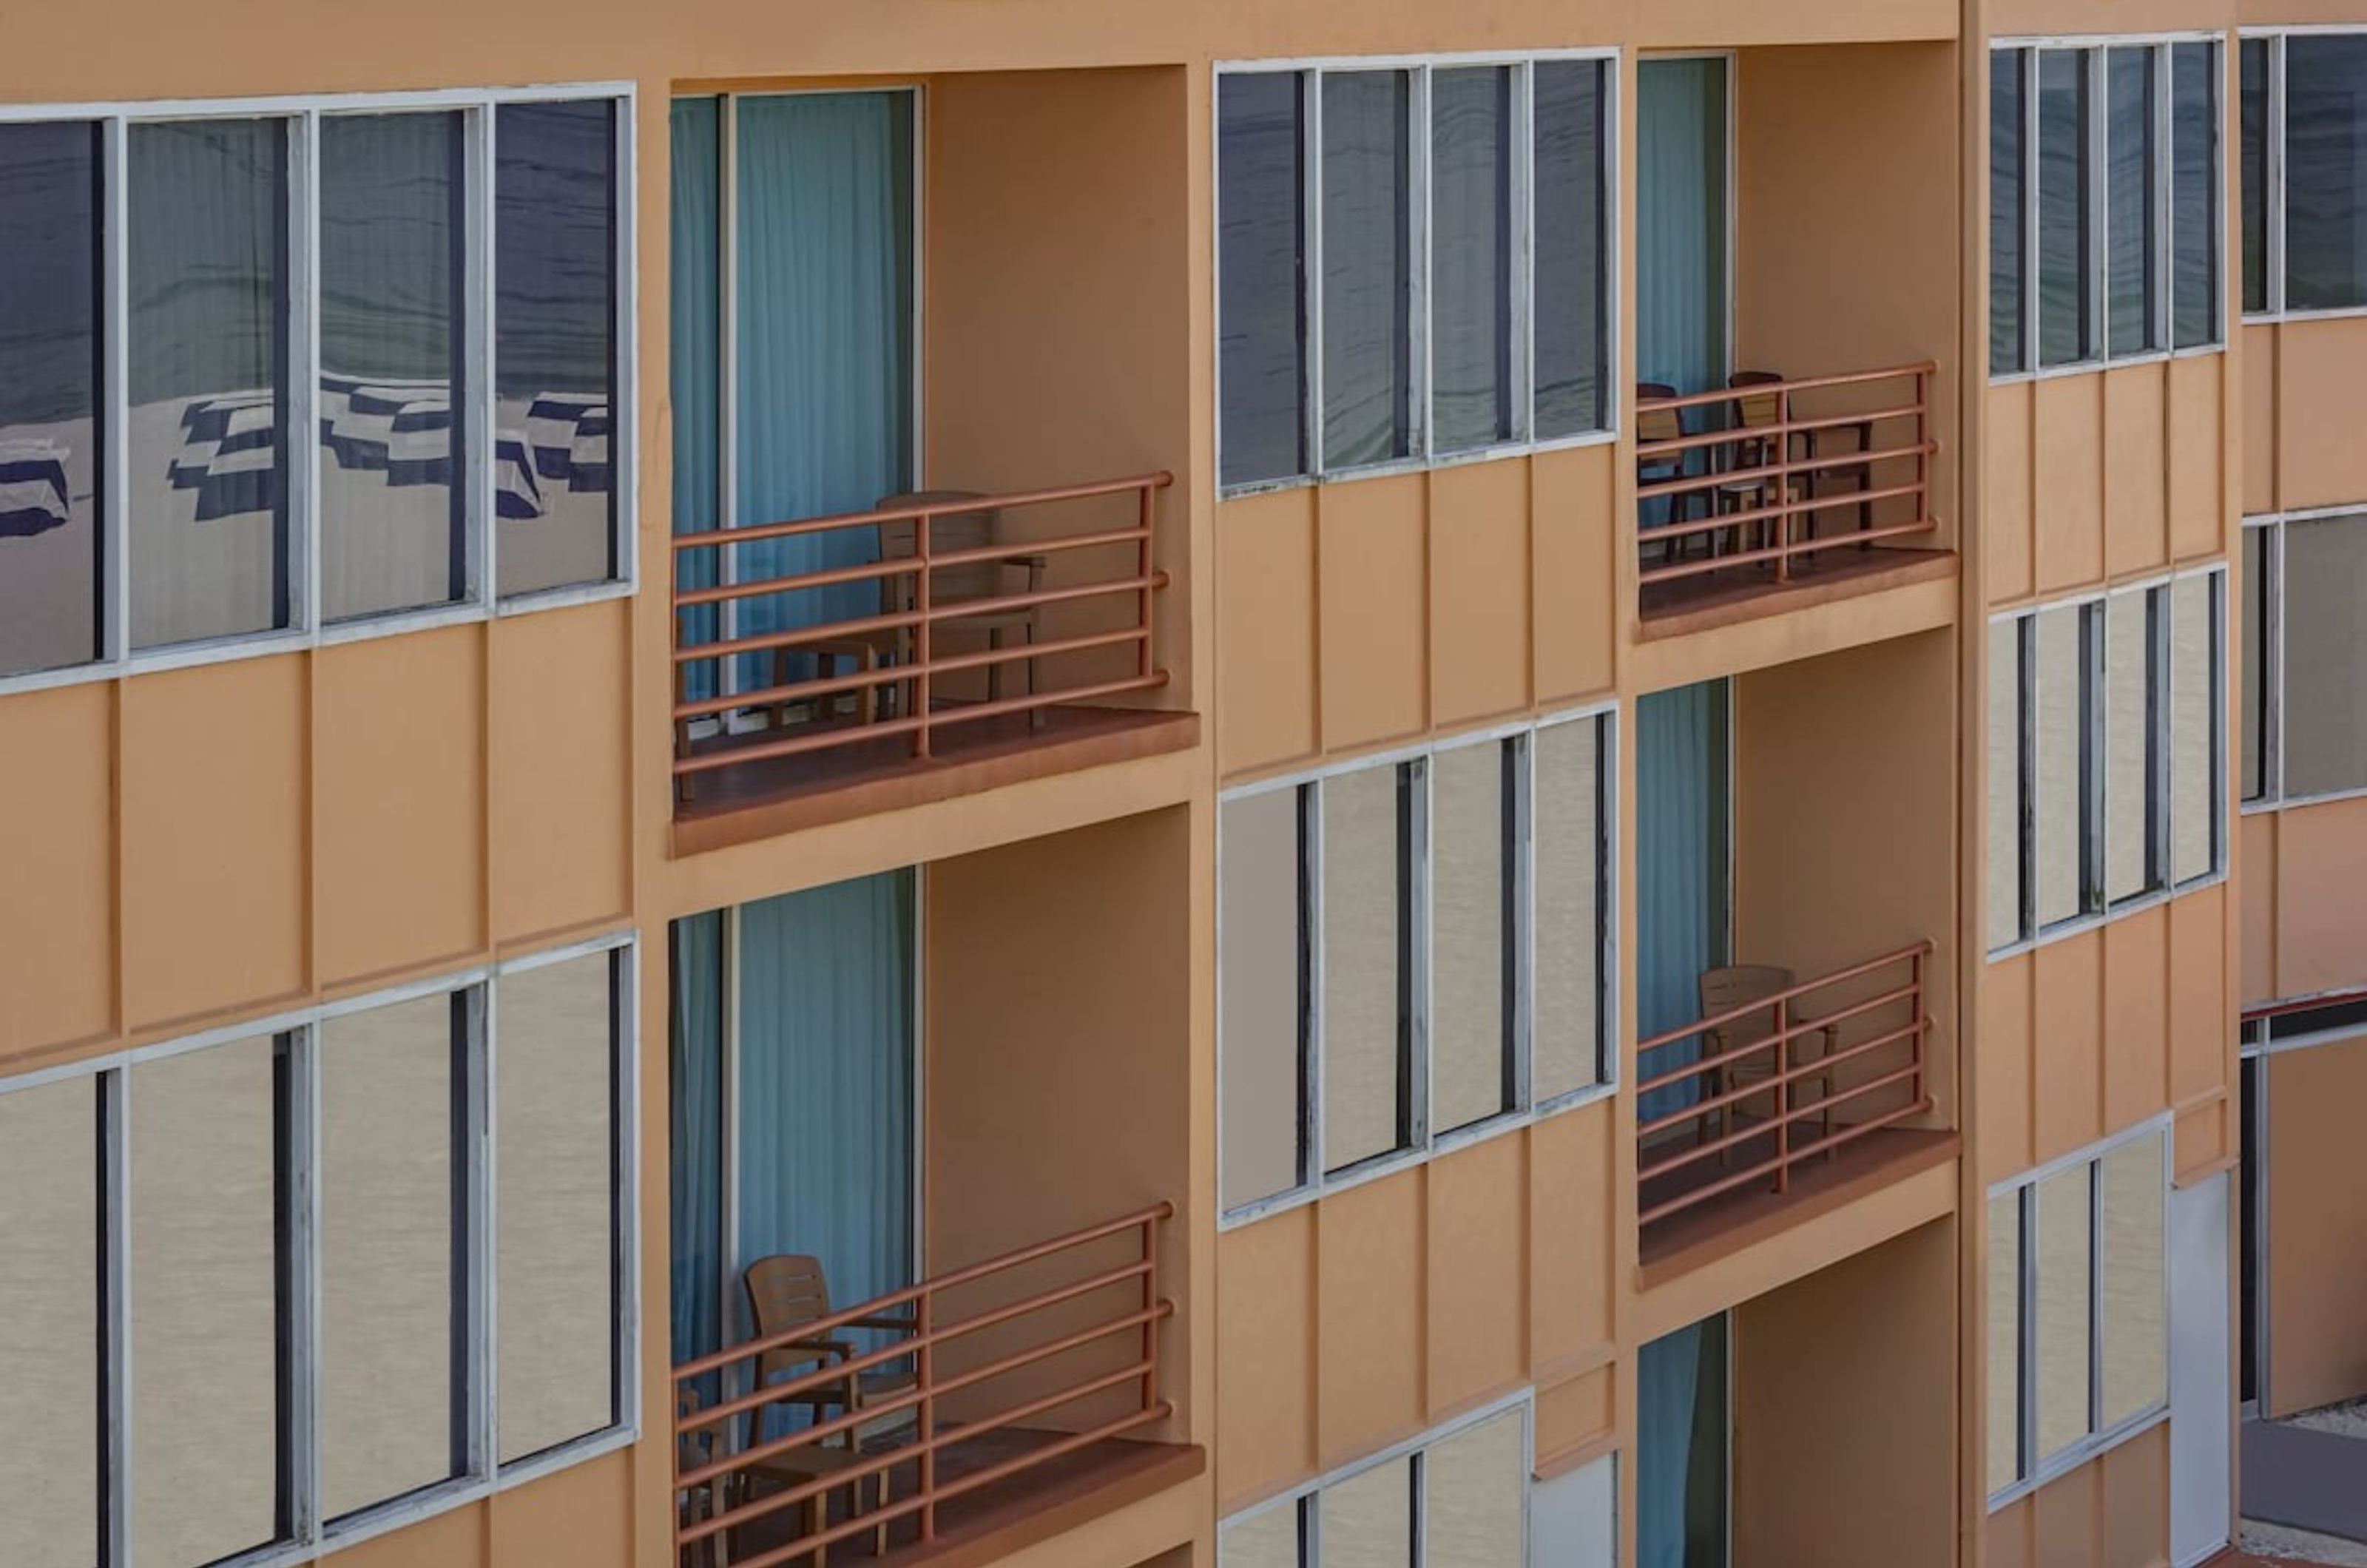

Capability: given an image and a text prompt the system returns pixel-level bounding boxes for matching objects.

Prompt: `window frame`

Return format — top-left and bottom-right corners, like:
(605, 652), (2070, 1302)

(0, 931), (641, 1567)
(2241, 507), (2367, 810)
(0, 83), (638, 700)
(1213, 50), (1621, 497)
(1216, 701), (1619, 1228)
(1989, 35), (2226, 382)
(2240, 27), (2367, 322)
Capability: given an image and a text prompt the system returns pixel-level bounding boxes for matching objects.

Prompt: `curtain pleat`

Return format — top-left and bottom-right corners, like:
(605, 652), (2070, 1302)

(670, 97), (722, 700)
(668, 912), (726, 1380)
(1635, 60), (1728, 396)
(1635, 680), (1731, 1124)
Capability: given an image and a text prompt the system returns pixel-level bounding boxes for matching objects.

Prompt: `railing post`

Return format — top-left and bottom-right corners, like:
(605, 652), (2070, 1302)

(914, 504), (933, 760)
(1910, 944), (1927, 1105)
(1774, 388), (1793, 584)
(1138, 482), (1155, 683)
(1772, 994), (1790, 1194)
(1141, 1214), (1159, 1418)
(918, 1286), (936, 1544)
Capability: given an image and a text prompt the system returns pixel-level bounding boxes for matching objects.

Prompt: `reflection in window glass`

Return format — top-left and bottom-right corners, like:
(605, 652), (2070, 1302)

(1220, 788), (1307, 1211)
(2172, 44), (2220, 348)
(495, 100), (617, 597)
(1321, 72), (1413, 470)
(1988, 624), (2025, 950)
(2033, 604), (2088, 927)
(2280, 513), (2367, 798)
(1219, 1501), (1300, 1568)
(1534, 717), (1605, 1100)
(2039, 53), (2093, 366)
(2284, 36), (2367, 311)
(320, 112), (466, 622)
(2099, 1134), (2167, 1427)
(1431, 68), (1513, 453)
(1218, 74), (1308, 488)
(1534, 61), (1610, 439)
(0, 121), (102, 677)
(131, 1034), (284, 1568)
(128, 118), (291, 651)
(1320, 1455), (1412, 1568)
(1431, 742), (1511, 1134)
(1323, 763), (1410, 1172)
(2242, 527), (2266, 802)
(1992, 52), (2027, 375)
(2034, 1163), (2093, 1462)
(1987, 1193), (2023, 1496)
(2241, 41), (2269, 314)
(2170, 575), (2215, 884)
(2104, 589), (2156, 905)
(2107, 49), (2159, 356)
(496, 953), (618, 1463)
(0, 1078), (99, 1565)
(320, 995), (459, 1520)
(1425, 1409), (1525, 1567)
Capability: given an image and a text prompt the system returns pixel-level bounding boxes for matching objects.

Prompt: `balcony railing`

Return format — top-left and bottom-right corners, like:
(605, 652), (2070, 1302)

(1635, 363), (1938, 594)
(670, 473), (1172, 806)
(672, 1203), (1174, 1568)
(1635, 942), (1935, 1235)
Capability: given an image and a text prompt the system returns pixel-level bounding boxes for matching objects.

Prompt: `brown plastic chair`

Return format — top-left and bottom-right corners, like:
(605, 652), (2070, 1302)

(1714, 371), (1809, 557)
(675, 1385), (728, 1568)
(1697, 964), (1838, 1166)
(875, 490), (1048, 720)
(742, 1255), (920, 1448)
(1637, 382), (1701, 566)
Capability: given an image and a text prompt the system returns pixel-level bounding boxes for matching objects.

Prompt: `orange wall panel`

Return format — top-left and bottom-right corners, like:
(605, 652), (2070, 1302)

(1316, 476), (1428, 751)
(1987, 380), (2036, 605)
(2165, 353), (2224, 564)
(2240, 811), (2275, 1007)
(120, 658), (308, 1030)
(1530, 442), (1616, 704)
(2167, 884), (2228, 1107)
(0, 683), (115, 1061)
(2100, 905), (2169, 1135)
(1214, 489), (1318, 778)
(484, 1447), (631, 1568)
(327, 1501), (486, 1568)
(1314, 1168), (1425, 1468)
(1530, 1101), (1615, 1369)
(2242, 323), (2277, 518)
(1979, 956), (2036, 1185)
(2276, 317), (2367, 511)
(2099, 1423), (2169, 1568)
(2033, 376), (2106, 594)
(2031, 1457), (2101, 1568)
(487, 600), (630, 946)
(1532, 1364), (1613, 1470)
(2175, 1098), (2226, 1180)
(1987, 1495), (2036, 1568)
(1215, 1208), (1317, 1510)
(1423, 1132), (1527, 1413)
(2271, 795), (2367, 999)
(2267, 1034), (2367, 1415)
(2031, 931), (2104, 1163)
(1427, 460), (1532, 727)
(2101, 362), (2170, 581)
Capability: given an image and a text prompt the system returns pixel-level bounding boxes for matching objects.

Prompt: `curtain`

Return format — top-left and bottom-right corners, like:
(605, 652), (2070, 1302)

(1635, 59), (1729, 396)
(1637, 1317), (1729, 1568)
(670, 97), (722, 700)
(1635, 680), (1731, 1124)
(669, 911), (726, 1378)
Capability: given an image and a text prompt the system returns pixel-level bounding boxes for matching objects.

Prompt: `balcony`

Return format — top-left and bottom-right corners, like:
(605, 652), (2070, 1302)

(673, 1203), (1198, 1568)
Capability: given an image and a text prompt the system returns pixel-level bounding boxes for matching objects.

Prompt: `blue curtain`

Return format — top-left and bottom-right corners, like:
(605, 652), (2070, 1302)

(1636, 59), (1729, 396)
(1635, 680), (1731, 1123)
(1637, 1317), (1729, 1568)
(669, 911), (726, 1380)
(670, 97), (722, 701)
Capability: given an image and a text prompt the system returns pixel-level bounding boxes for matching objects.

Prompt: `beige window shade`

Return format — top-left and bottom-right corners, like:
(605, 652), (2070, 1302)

(1323, 764), (1407, 1172)
(1219, 1501), (1300, 1568)
(1221, 788), (1308, 1210)
(2098, 1133), (2167, 1427)
(1432, 742), (1510, 1134)
(1534, 717), (1604, 1099)
(1424, 1408), (1525, 1567)
(1320, 1454), (1412, 1568)
(2282, 514), (2367, 798)
(2034, 1162), (2094, 1461)
(2169, 574), (2214, 882)
(2033, 604), (2087, 927)
(2104, 589), (2154, 903)
(0, 1078), (98, 1567)
(1987, 624), (2025, 950)
(1986, 1192), (2023, 1495)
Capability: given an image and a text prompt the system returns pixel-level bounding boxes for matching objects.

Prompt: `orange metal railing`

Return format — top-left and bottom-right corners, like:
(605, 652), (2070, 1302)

(1635, 942), (1934, 1233)
(1634, 363), (1938, 590)
(672, 1203), (1173, 1568)
(670, 473), (1172, 798)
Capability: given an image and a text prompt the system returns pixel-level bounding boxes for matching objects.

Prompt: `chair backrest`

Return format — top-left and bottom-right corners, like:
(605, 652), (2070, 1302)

(1636, 383), (1684, 448)
(1728, 370), (1786, 431)
(877, 490), (1003, 608)
(676, 1384), (717, 1475)
(744, 1252), (832, 1340)
(1698, 964), (1797, 1047)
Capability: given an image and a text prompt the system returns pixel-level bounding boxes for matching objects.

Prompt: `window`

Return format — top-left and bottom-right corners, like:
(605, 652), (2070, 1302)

(2244, 511), (2367, 804)
(1987, 573), (2225, 953)
(1987, 1125), (2171, 1504)
(1991, 41), (2223, 374)
(1217, 55), (1614, 489)
(1218, 709), (1615, 1218)
(0, 938), (636, 1558)
(2241, 40), (2270, 314)
(2243, 32), (2367, 316)
(0, 89), (629, 687)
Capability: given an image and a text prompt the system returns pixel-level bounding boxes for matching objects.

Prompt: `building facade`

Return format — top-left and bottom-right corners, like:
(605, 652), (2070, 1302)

(0, 0), (2356, 1566)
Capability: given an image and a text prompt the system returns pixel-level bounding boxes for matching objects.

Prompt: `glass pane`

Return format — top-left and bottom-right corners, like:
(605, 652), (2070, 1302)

(2034, 1163), (2094, 1461)
(1425, 1409), (1525, 1567)
(1535, 717), (1605, 1100)
(1323, 763), (1408, 1172)
(495, 100), (617, 596)
(1219, 73), (1309, 487)
(320, 112), (465, 622)
(2104, 589), (2156, 905)
(2242, 527), (2265, 802)
(0, 121), (101, 677)
(1992, 51), (2027, 375)
(2170, 574), (2216, 883)
(2039, 51), (2094, 367)
(131, 1035), (283, 1568)
(1220, 1502), (1300, 1568)
(1986, 1193), (2023, 1495)
(2172, 44), (2221, 348)
(2033, 605), (2088, 927)
(320, 995), (458, 1520)
(0, 1078), (99, 1565)
(2099, 1134), (2167, 1427)
(1320, 1455), (1411, 1568)
(1220, 788), (1306, 1210)
(1431, 67), (1513, 453)
(1321, 71), (1413, 469)
(497, 953), (618, 1462)
(2284, 36), (2367, 311)
(129, 118), (290, 650)
(1432, 741), (1511, 1133)
(2280, 513), (2367, 797)
(2107, 48), (2159, 356)
(1988, 623), (2025, 950)
(2241, 41), (2269, 314)
(1534, 60), (1609, 439)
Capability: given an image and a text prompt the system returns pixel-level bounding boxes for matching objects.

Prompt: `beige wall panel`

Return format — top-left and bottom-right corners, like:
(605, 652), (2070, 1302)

(1428, 459), (1531, 727)
(1980, 956), (2036, 1185)
(2165, 354), (2224, 564)
(1317, 476), (1428, 751)
(1529, 1100), (1615, 1369)
(2100, 905), (2169, 1137)
(2167, 884), (2228, 1106)
(2240, 811), (2275, 1007)
(1423, 1131), (1526, 1415)
(0, 683), (114, 1060)
(2175, 1098), (2226, 1180)
(484, 1447), (629, 1568)
(2032, 931), (2104, 1164)
(2030, 1456), (2101, 1568)
(2276, 317), (2367, 511)
(1530, 442), (1615, 704)
(487, 600), (629, 945)
(1315, 1167), (1425, 1467)
(1988, 379), (2036, 606)
(329, 1502), (485, 1568)
(120, 658), (307, 1030)
(2243, 324), (2277, 518)
(1215, 1209), (1317, 1510)
(2101, 362), (2170, 581)
(2099, 1423), (2168, 1568)
(1215, 490), (1318, 778)
(1987, 1495), (2035, 1568)
(2267, 1034), (2367, 1415)
(2034, 376), (2107, 594)
(1531, 1365), (1613, 1469)
(2272, 796), (2367, 999)
(314, 626), (485, 987)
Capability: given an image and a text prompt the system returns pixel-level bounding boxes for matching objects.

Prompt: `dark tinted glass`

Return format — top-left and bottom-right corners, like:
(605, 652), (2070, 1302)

(1430, 67), (1513, 453)
(2285, 35), (2367, 309)
(2039, 52), (2093, 366)
(2241, 40), (2269, 313)
(1218, 73), (1308, 487)
(1992, 51), (2027, 374)
(1534, 61), (1608, 437)
(1321, 71), (1412, 469)
(2107, 47), (2158, 356)
(2173, 43), (2221, 348)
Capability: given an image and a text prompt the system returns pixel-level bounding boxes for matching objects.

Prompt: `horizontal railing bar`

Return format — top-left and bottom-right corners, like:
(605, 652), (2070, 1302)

(1640, 1096), (1935, 1226)
(1635, 402), (1928, 460)
(672, 472), (1174, 553)
(673, 525), (1155, 611)
(671, 625), (1152, 723)
(1635, 942), (1934, 1057)
(671, 573), (1169, 665)
(1641, 1055), (1931, 1184)
(1637, 518), (1942, 586)
(1635, 979), (1925, 1095)
(670, 608), (922, 664)
(1635, 439), (1939, 501)
(1639, 482), (1934, 546)
(1635, 362), (1937, 415)
(908, 673), (1170, 734)
(1637, 1020), (1929, 1144)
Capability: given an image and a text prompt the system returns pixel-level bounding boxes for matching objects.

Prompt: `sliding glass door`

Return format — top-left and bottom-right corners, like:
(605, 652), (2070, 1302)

(1638, 1314), (1731, 1568)
(1635, 679), (1732, 1123)
(1636, 57), (1731, 397)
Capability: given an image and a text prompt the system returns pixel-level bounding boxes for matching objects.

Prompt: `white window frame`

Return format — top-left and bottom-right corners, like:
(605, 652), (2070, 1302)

(1988, 34), (2226, 384)
(1217, 701), (1620, 1229)
(0, 930), (641, 1567)
(1213, 50), (1622, 497)
(2240, 27), (2367, 323)
(2240, 507), (2367, 811)
(0, 84), (638, 698)
(1985, 1114), (2175, 1511)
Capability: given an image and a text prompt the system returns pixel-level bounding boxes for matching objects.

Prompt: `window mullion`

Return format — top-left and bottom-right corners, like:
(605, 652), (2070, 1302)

(1409, 67), (1432, 463)
(1408, 757), (1433, 1153)
(1304, 781), (1326, 1193)
(2018, 614), (2037, 943)
(2019, 1183), (2037, 1487)
(291, 111), (321, 636)
(471, 981), (498, 1480)
(1511, 61), (1535, 445)
(103, 116), (130, 667)
(2267, 521), (2285, 803)
(478, 102), (504, 613)
(2088, 47), (2108, 364)
(102, 1068), (129, 1568)
(2152, 586), (2172, 893)
(2269, 36), (2286, 316)
(464, 105), (495, 608)
(2154, 45), (2172, 352)
(1303, 73), (1326, 479)
(2023, 50), (2041, 376)
(2087, 1155), (2104, 1442)
(1509, 734), (1533, 1114)
(288, 1024), (322, 1547)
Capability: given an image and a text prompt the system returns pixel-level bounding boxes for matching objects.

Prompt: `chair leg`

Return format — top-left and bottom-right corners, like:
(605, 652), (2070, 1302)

(988, 625), (1006, 706)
